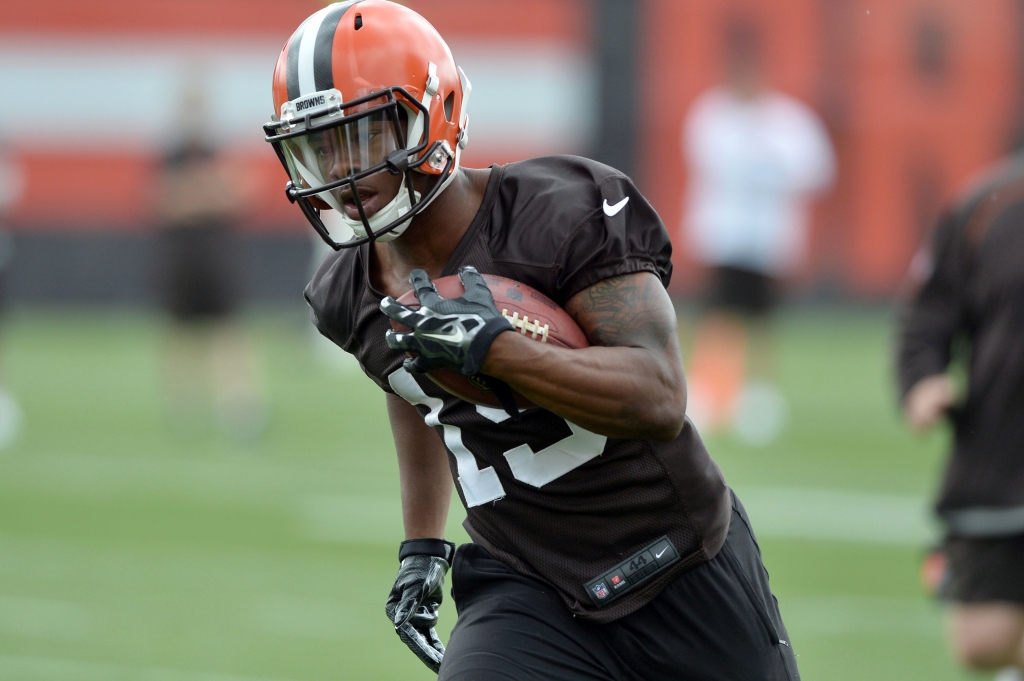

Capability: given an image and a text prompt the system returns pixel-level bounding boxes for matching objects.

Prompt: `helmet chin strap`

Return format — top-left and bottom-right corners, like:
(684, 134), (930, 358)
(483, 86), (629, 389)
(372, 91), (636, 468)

(339, 182), (420, 242)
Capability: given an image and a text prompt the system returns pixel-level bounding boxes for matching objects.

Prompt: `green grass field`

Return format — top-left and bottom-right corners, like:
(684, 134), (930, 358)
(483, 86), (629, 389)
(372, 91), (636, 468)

(0, 306), (983, 680)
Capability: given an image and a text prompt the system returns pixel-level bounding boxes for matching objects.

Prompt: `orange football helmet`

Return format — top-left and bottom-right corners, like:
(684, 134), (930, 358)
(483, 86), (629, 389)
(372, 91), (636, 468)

(264, 0), (471, 248)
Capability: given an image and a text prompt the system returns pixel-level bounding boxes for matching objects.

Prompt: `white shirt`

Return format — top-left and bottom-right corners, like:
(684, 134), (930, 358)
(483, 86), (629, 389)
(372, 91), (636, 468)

(684, 87), (834, 275)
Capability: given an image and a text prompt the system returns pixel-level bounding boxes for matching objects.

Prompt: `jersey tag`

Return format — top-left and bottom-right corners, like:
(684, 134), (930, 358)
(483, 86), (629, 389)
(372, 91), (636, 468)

(585, 536), (679, 607)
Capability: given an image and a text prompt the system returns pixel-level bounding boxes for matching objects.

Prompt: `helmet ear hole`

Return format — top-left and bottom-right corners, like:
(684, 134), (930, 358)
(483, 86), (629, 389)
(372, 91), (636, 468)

(443, 92), (455, 122)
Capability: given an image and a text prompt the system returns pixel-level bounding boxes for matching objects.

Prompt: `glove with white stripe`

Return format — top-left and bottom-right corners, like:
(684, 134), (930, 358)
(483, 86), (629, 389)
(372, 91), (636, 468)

(381, 266), (513, 375)
(385, 539), (456, 674)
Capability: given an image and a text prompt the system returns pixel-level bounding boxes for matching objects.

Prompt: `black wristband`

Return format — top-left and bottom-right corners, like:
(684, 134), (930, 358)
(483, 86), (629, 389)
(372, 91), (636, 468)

(462, 316), (514, 375)
(398, 538), (456, 562)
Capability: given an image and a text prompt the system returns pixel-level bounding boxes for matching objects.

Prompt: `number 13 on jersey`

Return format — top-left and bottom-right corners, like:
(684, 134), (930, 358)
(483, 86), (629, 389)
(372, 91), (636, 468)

(389, 368), (608, 507)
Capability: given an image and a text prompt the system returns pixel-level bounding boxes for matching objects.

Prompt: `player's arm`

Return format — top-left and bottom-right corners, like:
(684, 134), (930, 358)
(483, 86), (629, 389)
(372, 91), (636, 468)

(384, 393), (454, 673)
(896, 209), (966, 433)
(482, 271), (686, 441)
(386, 393), (452, 538)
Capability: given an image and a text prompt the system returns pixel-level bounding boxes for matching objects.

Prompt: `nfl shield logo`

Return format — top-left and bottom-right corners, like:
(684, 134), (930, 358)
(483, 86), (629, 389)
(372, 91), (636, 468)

(592, 583), (610, 599)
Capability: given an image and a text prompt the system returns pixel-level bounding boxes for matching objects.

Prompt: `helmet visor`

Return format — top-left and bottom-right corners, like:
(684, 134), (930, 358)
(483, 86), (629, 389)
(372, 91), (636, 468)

(281, 110), (401, 200)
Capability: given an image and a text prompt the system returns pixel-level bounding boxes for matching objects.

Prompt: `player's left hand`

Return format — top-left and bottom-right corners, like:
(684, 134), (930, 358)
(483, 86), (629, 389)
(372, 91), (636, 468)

(385, 539), (456, 674)
(381, 266), (513, 375)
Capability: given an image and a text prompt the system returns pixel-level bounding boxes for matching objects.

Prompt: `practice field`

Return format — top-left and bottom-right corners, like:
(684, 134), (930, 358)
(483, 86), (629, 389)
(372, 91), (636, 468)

(0, 307), (977, 681)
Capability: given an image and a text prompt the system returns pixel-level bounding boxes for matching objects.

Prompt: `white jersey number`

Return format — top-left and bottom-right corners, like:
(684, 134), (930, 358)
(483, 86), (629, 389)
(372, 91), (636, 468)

(389, 368), (607, 507)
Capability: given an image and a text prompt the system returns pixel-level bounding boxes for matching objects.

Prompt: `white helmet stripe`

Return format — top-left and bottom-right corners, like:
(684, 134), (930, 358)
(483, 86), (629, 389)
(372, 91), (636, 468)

(283, 16), (310, 101)
(297, 5), (335, 96)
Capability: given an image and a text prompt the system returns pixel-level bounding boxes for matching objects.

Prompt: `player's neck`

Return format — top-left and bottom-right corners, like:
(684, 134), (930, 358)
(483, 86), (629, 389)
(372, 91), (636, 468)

(373, 167), (491, 281)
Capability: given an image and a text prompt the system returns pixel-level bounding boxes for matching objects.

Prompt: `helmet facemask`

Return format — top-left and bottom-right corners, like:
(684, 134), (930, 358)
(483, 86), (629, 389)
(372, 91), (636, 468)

(265, 81), (456, 250)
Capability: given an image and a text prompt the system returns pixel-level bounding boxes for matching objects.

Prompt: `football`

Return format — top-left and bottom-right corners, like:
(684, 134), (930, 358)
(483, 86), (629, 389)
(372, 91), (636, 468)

(391, 273), (589, 409)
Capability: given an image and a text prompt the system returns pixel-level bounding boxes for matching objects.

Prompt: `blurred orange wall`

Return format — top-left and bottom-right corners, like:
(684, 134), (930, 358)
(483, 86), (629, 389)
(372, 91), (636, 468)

(641, 0), (1018, 295)
(1, 0), (322, 34)
(839, 0), (1017, 294)
(0, 0), (327, 232)
(0, 0), (586, 232)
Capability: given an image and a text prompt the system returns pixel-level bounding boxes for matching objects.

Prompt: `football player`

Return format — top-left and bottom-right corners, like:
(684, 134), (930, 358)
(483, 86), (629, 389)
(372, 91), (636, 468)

(266, 2), (798, 678)
(898, 156), (1024, 678)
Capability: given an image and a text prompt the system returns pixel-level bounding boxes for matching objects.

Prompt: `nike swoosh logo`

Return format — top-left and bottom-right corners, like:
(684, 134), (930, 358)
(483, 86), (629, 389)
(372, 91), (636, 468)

(603, 197), (629, 217)
(655, 547), (667, 559)
(421, 328), (464, 345)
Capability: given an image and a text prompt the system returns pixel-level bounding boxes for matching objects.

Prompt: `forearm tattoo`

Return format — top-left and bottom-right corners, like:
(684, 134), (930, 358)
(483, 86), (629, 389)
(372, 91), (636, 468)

(565, 273), (677, 351)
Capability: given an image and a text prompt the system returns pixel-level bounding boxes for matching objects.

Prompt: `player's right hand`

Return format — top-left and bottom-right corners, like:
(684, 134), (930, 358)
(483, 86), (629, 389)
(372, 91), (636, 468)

(385, 539), (456, 674)
(904, 374), (956, 433)
(380, 266), (513, 376)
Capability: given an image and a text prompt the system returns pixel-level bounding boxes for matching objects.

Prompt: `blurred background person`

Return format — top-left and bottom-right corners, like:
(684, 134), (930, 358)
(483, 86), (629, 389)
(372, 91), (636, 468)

(682, 18), (834, 445)
(0, 132), (23, 449)
(153, 80), (267, 441)
(897, 156), (1024, 681)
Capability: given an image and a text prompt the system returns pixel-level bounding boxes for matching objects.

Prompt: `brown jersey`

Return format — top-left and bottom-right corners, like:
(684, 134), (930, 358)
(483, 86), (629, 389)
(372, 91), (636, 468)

(306, 156), (731, 622)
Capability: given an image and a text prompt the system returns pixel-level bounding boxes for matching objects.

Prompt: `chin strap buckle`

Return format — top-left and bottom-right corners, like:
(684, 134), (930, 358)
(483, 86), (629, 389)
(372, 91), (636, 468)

(386, 149), (410, 175)
(427, 140), (453, 172)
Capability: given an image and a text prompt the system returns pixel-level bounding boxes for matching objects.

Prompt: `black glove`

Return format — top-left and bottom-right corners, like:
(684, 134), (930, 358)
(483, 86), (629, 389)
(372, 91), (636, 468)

(381, 266), (513, 375)
(385, 539), (456, 674)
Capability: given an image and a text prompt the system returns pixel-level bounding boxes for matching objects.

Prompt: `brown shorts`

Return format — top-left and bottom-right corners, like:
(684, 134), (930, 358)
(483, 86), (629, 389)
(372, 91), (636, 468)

(707, 265), (778, 317)
(158, 223), (240, 322)
(944, 534), (1024, 604)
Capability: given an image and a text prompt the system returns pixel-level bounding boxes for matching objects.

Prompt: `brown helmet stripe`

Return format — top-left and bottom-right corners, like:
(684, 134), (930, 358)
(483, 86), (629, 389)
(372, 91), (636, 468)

(284, 2), (363, 102)
(313, 1), (361, 93)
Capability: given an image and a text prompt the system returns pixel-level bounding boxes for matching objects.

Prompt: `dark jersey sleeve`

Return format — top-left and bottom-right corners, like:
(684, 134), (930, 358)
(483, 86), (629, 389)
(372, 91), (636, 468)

(482, 157), (673, 306)
(303, 245), (404, 395)
(304, 246), (366, 356)
(895, 207), (969, 400)
(554, 171), (674, 303)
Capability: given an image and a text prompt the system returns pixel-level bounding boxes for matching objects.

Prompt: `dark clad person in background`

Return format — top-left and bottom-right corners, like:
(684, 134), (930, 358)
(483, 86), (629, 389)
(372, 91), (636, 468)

(153, 82), (267, 441)
(0, 133), (23, 449)
(897, 156), (1024, 680)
